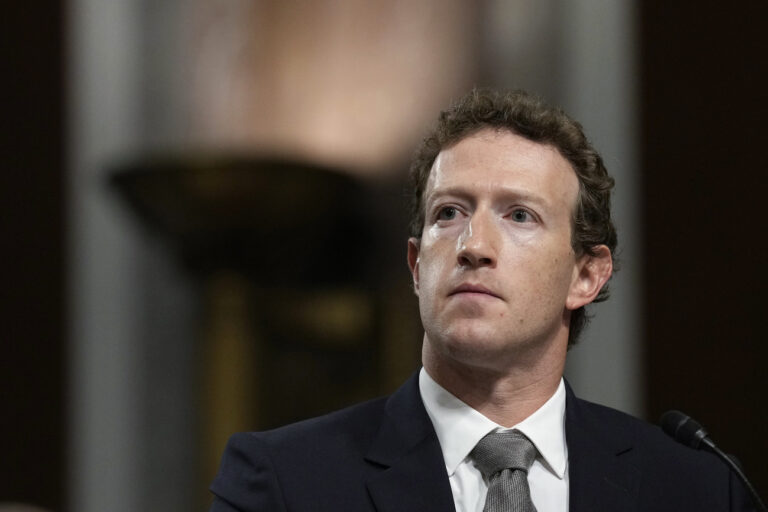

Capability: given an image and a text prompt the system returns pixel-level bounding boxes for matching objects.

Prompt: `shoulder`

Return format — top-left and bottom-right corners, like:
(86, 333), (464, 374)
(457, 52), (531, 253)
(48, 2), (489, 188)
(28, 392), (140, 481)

(210, 396), (390, 511)
(571, 393), (722, 470)
(231, 394), (389, 456)
(568, 393), (755, 510)
(219, 394), (390, 472)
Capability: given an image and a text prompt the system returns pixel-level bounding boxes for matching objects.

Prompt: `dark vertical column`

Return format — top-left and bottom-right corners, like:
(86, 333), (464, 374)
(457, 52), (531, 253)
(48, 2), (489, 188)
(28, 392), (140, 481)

(641, 2), (768, 495)
(0, 3), (67, 510)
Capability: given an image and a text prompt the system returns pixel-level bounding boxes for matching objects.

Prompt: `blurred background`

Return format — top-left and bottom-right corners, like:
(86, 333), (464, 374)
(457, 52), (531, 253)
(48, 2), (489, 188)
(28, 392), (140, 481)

(2, 1), (766, 510)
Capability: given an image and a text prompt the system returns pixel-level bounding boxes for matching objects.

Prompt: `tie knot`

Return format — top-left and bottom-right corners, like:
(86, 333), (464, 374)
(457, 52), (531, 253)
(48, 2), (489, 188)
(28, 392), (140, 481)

(470, 430), (538, 478)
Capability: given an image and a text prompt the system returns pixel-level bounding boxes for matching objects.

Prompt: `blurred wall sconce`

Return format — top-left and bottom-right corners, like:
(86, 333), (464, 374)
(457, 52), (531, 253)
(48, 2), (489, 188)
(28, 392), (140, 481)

(110, 155), (397, 492)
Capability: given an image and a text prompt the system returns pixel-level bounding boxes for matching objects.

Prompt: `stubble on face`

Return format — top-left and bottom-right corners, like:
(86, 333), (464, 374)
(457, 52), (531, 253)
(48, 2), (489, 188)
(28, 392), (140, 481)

(409, 129), (581, 377)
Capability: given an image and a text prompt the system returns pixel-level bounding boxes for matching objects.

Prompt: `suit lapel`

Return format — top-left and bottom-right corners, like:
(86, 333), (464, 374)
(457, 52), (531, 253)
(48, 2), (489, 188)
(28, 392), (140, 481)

(364, 372), (456, 512)
(364, 374), (642, 512)
(565, 381), (640, 512)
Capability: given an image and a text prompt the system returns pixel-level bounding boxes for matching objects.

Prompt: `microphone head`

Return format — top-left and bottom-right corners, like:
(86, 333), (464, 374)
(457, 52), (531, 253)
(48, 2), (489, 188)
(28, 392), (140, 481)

(660, 410), (709, 449)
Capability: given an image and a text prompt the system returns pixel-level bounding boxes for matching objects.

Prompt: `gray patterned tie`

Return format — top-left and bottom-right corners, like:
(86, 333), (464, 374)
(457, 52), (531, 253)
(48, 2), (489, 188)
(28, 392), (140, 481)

(470, 430), (538, 512)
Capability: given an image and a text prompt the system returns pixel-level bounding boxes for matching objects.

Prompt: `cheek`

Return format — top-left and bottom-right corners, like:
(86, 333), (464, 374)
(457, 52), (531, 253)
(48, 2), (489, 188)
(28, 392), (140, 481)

(542, 252), (579, 297)
(515, 244), (576, 291)
(419, 261), (445, 296)
(418, 239), (452, 275)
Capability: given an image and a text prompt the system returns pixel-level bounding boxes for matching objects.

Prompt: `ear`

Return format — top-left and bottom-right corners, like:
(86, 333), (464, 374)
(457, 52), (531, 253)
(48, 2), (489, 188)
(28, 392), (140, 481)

(565, 245), (613, 310)
(407, 237), (421, 294)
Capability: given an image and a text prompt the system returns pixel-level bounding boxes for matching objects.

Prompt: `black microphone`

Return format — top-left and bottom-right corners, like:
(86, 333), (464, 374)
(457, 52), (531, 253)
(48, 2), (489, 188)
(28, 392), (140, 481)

(660, 410), (767, 512)
(660, 410), (715, 450)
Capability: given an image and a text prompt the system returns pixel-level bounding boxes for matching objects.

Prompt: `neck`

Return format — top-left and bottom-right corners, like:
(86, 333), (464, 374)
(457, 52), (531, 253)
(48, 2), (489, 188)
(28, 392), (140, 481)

(422, 336), (566, 427)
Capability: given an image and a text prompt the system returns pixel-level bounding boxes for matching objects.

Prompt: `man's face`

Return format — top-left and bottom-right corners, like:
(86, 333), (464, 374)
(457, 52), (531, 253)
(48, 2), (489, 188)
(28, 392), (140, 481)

(408, 128), (596, 371)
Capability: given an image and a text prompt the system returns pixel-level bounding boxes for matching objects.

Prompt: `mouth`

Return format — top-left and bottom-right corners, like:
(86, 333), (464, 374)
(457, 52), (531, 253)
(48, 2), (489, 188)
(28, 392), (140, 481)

(448, 283), (502, 300)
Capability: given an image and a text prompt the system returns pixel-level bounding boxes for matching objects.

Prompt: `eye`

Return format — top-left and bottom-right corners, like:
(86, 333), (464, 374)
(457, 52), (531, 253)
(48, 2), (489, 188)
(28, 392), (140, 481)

(437, 206), (458, 221)
(510, 209), (533, 223)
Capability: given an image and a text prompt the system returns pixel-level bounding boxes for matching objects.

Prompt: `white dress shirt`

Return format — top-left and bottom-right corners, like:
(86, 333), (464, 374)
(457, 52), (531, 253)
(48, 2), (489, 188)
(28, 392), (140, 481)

(419, 368), (569, 512)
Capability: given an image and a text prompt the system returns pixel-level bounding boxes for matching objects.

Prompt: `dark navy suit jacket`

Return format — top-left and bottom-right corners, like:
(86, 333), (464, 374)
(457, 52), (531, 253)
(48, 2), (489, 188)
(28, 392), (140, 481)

(210, 372), (755, 511)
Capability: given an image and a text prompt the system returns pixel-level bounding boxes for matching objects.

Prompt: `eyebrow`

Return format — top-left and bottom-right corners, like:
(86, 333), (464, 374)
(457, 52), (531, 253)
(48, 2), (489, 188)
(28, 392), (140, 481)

(426, 185), (550, 210)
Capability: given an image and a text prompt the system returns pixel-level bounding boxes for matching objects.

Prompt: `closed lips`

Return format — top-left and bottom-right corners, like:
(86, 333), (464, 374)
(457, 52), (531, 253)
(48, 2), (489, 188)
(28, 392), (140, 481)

(449, 284), (501, 299)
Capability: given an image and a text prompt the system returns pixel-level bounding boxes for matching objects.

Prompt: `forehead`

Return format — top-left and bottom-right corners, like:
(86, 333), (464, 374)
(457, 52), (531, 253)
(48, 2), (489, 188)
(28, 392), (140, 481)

(426, 129), (579, 210)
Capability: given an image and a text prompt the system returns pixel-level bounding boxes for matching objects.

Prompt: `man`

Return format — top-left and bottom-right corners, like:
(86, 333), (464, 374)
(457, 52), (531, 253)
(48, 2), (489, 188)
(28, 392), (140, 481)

(209, 89), (754, 511)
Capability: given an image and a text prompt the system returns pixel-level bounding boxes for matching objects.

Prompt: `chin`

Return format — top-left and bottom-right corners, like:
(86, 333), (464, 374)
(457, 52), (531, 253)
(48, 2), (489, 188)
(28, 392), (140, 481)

(436, 326), (515, 366)
(429, 317), (559, 369)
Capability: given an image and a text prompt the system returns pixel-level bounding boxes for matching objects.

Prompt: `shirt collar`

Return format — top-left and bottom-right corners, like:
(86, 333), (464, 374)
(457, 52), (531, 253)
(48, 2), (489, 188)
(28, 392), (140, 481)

(418, 367), (568, 479)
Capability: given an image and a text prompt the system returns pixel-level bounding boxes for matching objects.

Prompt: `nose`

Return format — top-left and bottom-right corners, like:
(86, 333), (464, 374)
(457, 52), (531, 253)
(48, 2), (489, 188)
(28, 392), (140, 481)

(457, 209), (498, 269)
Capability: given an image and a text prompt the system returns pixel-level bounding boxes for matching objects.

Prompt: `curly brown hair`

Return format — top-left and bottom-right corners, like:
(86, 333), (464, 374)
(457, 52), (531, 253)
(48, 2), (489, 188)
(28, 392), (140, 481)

(408, 88), (617, 346)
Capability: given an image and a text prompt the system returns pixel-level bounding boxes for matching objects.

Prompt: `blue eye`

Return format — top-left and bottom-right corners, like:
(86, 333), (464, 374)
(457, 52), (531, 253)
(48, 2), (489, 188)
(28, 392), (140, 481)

(437, 206), (458, 221)
(511, 209), (531, 222)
